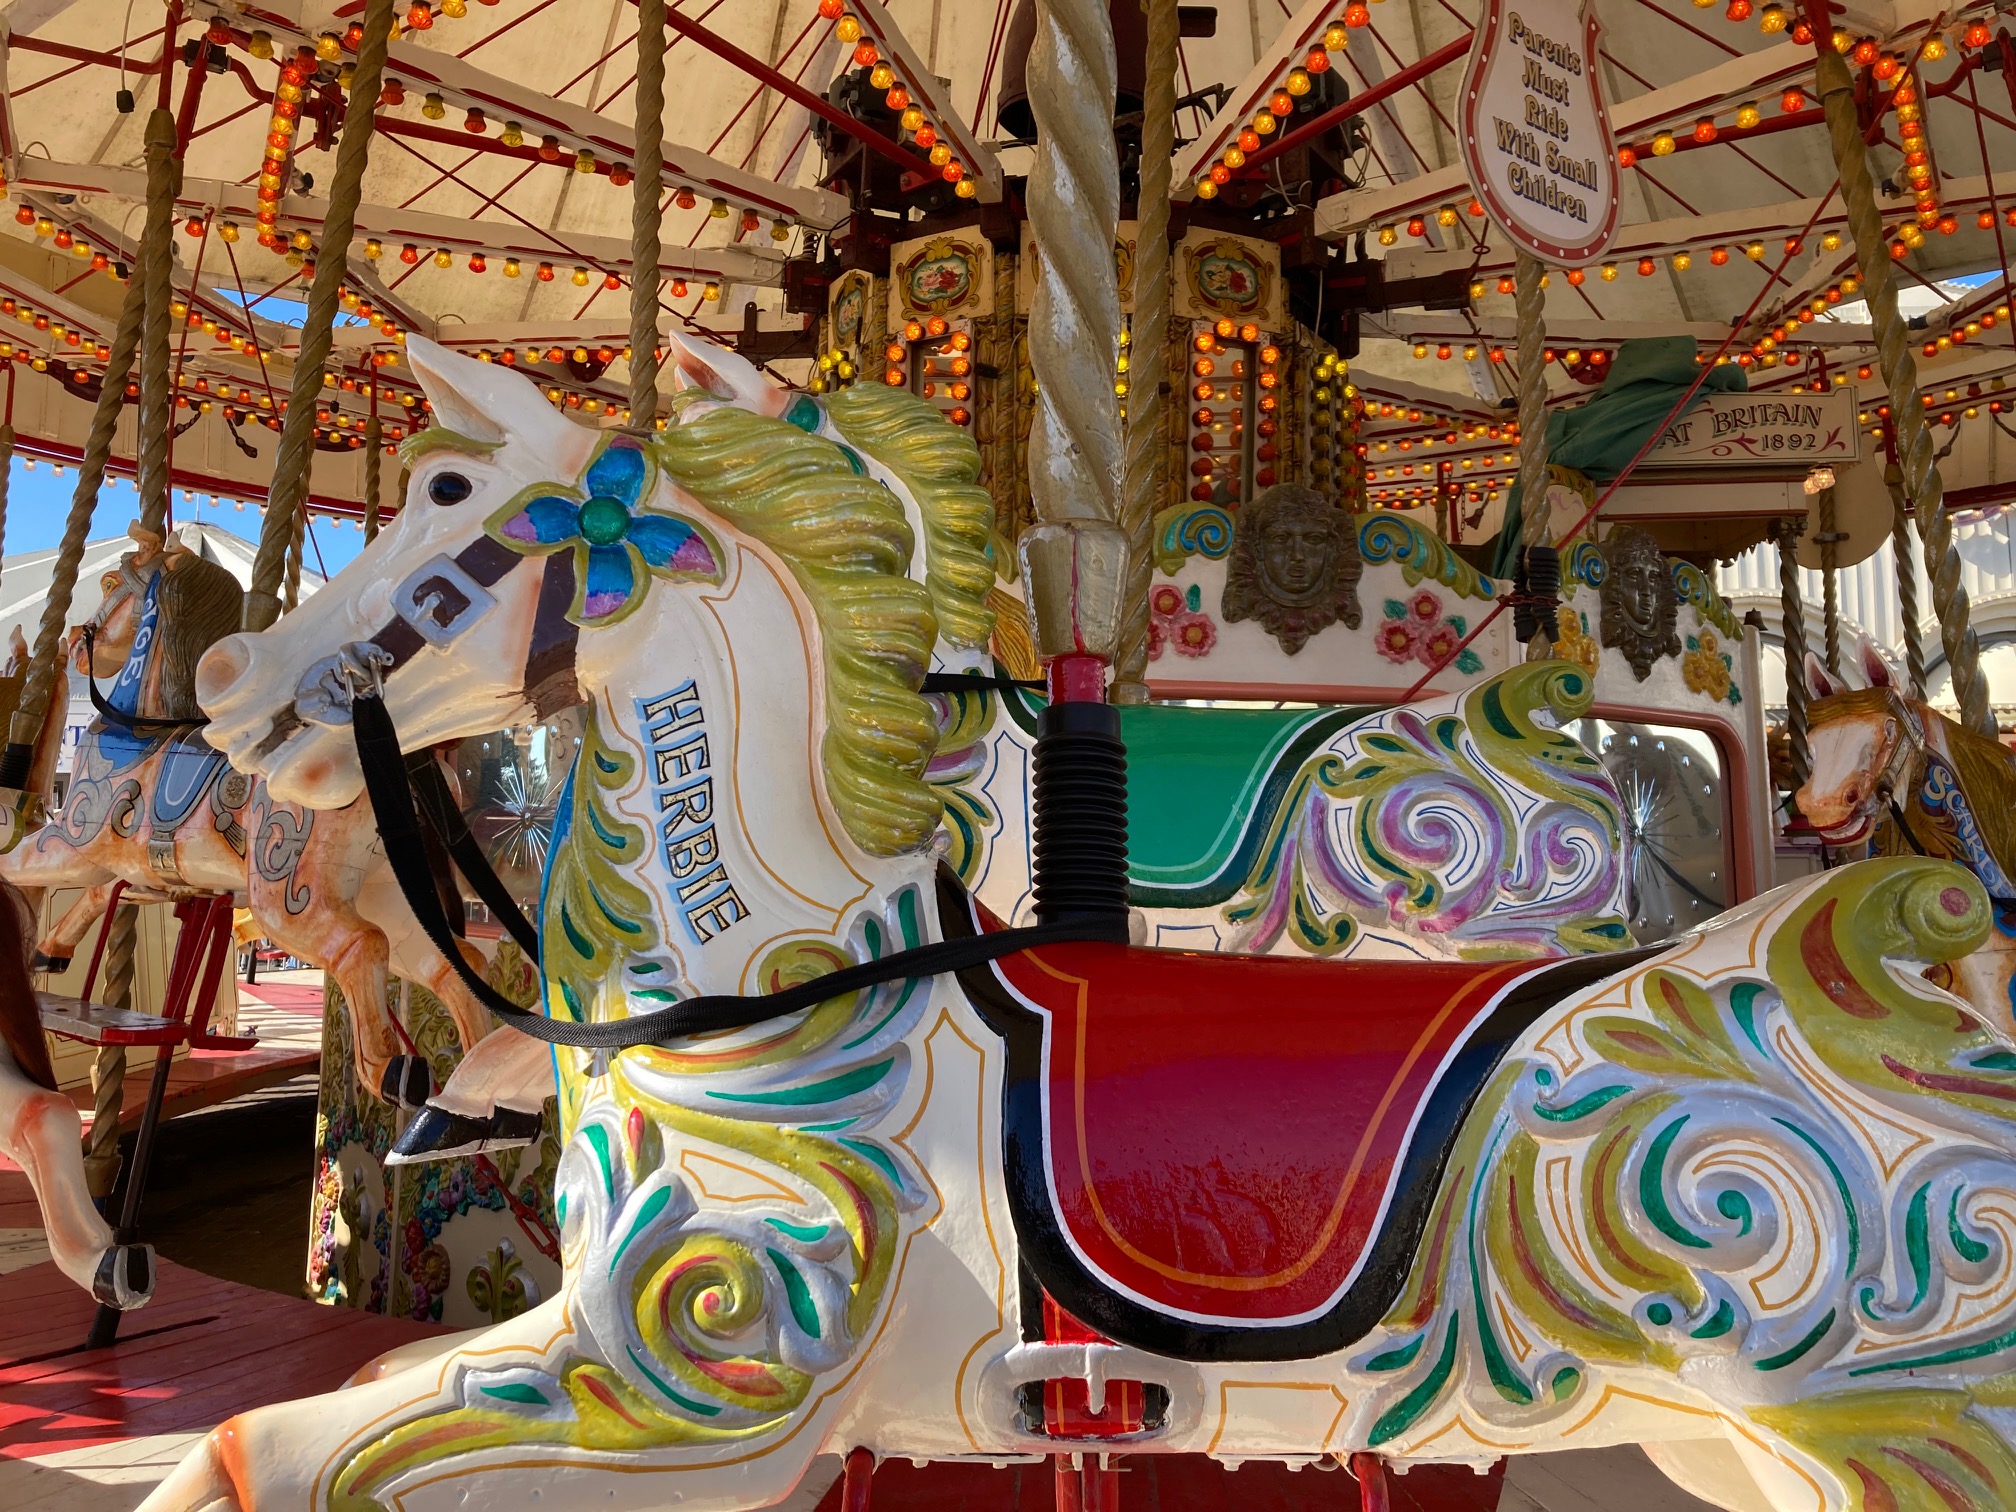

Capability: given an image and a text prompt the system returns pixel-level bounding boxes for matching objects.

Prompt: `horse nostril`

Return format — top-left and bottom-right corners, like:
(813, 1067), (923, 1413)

(196, 634), (254, 710)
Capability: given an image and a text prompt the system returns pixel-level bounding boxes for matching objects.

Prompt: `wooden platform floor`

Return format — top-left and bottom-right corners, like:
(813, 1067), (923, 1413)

(67, 990), (322, 1140)
(0, 1239), (441, 1510)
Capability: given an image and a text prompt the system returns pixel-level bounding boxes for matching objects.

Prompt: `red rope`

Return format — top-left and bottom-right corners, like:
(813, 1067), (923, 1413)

(971, 0), (1013, 135)
(1398, 183), (1843, 702)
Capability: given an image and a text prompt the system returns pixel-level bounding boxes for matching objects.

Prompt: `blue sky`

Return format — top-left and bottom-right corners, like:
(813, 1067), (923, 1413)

(4, 457), (367, 577)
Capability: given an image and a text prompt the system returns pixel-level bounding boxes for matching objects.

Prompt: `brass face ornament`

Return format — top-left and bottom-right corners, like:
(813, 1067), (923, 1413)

(1598, 524), (1681, 680)
(1221, 484), (1364, 655)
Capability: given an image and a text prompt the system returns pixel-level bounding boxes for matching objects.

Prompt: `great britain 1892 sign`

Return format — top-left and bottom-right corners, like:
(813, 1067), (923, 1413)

(1458, 0), (1620, 263)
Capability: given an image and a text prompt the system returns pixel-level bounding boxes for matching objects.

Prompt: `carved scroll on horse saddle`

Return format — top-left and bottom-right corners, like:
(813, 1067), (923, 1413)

(946, 873), (1653, 1363)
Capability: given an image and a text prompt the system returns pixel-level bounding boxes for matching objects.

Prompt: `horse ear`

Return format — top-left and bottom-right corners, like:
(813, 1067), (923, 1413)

(404, 336), (577, 454)
(663, 328), (787, 417)
(1862, 640), (1893, 687)
(1805, 650), (1838, 699)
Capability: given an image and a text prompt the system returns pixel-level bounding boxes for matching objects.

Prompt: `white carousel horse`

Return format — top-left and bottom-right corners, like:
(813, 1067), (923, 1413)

(148, 336), (2016, 1512)
(392, 337), (1635, 1162)
(0, 524), (502, 1111)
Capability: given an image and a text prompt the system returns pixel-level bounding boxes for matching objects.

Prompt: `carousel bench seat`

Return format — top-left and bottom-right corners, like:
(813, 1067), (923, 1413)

(37, 991), (186, 1046)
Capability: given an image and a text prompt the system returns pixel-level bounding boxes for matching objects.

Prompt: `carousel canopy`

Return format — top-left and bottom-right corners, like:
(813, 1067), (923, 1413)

(0, 0), (2009, 529)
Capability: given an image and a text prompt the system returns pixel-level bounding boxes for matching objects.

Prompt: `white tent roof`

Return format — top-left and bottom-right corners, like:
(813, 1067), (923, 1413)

(0, 520), (320, 652)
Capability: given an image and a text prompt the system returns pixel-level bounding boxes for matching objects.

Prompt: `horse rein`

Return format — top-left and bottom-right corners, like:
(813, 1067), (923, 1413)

(253, 537), (582, 761)
(79, 623), (202, 733)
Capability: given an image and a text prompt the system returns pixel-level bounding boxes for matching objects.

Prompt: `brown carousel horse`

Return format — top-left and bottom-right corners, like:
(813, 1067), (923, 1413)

(1796, 646), (2016, 1033)
(0, 525), (500, 1115)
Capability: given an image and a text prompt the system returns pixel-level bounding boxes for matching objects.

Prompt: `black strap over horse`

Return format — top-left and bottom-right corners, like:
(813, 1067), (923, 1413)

(80, 624), (202, 733)
(338, 540), (1124, 1054)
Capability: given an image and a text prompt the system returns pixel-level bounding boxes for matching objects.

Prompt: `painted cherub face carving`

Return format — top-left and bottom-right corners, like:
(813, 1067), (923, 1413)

(1221, 484), (1363, 655)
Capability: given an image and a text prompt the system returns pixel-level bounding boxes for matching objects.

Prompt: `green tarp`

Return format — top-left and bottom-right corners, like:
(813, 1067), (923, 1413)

(1488, 335), (1749, 578)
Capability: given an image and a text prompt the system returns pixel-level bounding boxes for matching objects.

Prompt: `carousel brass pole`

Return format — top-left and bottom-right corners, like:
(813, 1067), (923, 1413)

(1111, 0), (1177, 706)
(1818, 484), (1841, 676)
(1886, 454), (1927, 696)
(1774, 517), (1812, 791)
(1019, 0), (1129, 694)
(134, 109), (182, 541)
(83, 904), (138, 1196)
(1815, 47), (1993, 734)
(1512, 251), (1556, 657)
(0, 271), (146, 790)
(363, 412), (383, 542)
(243, 0), (397, 633)
(1019, 0), (1130, 931)
(629, 0), (667, 422)
(284, 505), (305, 613)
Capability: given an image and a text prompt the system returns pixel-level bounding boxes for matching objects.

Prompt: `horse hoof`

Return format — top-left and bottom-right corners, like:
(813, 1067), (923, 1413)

(387, 1105), (542, 1165)
(31, 952), (70, 974)
(91, 1243), (155, 1310)
(379, 1055), (434, 1109)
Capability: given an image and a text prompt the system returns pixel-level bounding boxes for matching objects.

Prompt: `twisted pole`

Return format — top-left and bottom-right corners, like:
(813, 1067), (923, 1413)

(629, 0), (666, 422)
(84, 903), (138, 1197)
(284, 505), (305, 612)
(1815, 49), (1992, 734)
(363, 413), (383, 541)
(1018, 0), (1128, 687)
(0, 279), (147, 787)
(1775, 517), (1812, 791)
(1818, 484), (1841, 677)
(1112, 0), (1177, 705)
(135, 109), (181, 540)
(1513, 252), (1555, 656)
(244, 0), (397, 633)
(1886, 458), (1926, 696)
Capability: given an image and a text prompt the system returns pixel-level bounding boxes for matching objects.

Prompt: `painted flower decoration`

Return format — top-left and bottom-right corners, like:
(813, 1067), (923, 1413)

(1555, 611), (1601, 672)
(1376, 616), (1422, 663)
(488, 436), (723, 626)
(1147, 617), (1168, 661)
(1408, 589), (1441, 622)
(1682, 629), (1739, 704)
(1151, 584), (1186, 618)
(1418, 620), (1463, 667)
(1169, 613), (1217, 658)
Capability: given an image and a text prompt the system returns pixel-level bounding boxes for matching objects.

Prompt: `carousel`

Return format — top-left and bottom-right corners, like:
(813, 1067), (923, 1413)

(4, 0), (2016, 1508)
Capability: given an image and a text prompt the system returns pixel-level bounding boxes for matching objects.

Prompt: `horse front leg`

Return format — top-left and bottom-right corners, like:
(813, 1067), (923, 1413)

(35, 880), (120, 971)
(138, 1294), (833, 1512)
(0, 838), (117, 971)
(0, 1050), (153, 1306)
(253, 891), (402, 1105)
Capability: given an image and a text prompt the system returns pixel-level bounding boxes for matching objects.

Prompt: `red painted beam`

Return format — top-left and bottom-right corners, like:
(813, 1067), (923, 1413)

(653, 2), (919, 173)
(9, 35), (171, 71)
(1240, 32), (1474, 178)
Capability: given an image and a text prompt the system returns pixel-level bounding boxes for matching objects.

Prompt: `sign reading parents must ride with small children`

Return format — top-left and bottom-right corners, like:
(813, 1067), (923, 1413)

(1459, 0), (1619, 264)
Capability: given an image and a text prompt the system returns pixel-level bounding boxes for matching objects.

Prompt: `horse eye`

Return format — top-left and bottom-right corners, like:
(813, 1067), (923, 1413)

(427, 472), (474, 506)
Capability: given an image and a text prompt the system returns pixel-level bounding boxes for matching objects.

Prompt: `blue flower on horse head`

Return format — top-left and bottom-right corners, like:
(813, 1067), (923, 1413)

(487, 435), (722, 626)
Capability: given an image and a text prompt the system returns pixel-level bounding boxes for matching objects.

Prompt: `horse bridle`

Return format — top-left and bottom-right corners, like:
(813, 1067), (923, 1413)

(253, 535), (582, 761)
(307, 532), (1125, 1054)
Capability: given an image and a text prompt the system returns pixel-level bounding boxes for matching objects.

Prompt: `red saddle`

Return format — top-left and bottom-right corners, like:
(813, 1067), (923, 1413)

(945, 881), (1644, 1363)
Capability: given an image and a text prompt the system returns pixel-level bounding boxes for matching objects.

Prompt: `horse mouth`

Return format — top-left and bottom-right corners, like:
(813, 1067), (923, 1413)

(1814, 812), (1874, 846)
